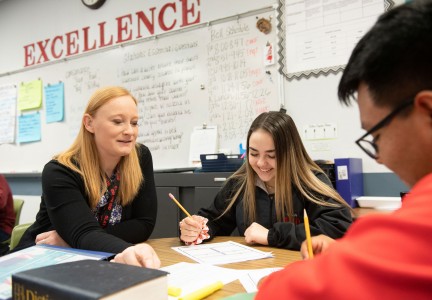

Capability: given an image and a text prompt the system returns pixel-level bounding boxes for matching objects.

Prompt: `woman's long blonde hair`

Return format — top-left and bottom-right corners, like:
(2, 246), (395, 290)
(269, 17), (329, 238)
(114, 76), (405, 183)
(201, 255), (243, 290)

(221, 112), (349, 224)
(55, 86), (143, 208)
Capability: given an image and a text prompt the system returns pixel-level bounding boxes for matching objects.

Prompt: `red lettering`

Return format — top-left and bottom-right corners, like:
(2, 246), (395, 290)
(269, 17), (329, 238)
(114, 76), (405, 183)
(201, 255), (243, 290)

(99, 21), (114, 47)
(36, 39), (50, 64)
(82, 26), (96, 52)
(22, 3), (203, 67)
(116, 14), (133, 43)
(65, 30), (79, 56)
(51, 36), (64, 59)
(23, 44), (36, 67)
(180, 0), (200, 27)
(136, 8), (156, 37)
(159, 2), (176, 31)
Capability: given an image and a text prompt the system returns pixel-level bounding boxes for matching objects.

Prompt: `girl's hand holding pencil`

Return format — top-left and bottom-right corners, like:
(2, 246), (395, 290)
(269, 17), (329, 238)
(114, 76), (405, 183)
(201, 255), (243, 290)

(168, 193), (210, 245)
(179, 215), (210, 245)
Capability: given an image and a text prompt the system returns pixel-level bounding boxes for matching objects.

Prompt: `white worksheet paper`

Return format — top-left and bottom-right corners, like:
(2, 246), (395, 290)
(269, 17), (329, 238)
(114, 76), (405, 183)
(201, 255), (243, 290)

(172, 241), (273, 265)
(161, 262), (284, 298)
(238, 267), (283, 292)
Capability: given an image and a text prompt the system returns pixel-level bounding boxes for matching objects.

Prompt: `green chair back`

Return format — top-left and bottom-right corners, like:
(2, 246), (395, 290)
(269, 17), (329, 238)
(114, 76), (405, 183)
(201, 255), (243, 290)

(9, 223), (32, 251)
(1, 198), (25, 247)
(13, 198), (25, 226)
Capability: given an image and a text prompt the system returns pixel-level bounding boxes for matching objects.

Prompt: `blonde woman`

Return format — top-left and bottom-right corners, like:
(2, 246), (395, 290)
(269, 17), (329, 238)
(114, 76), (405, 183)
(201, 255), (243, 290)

(13, 86), (160, 267)
(180, 111), (352, 250)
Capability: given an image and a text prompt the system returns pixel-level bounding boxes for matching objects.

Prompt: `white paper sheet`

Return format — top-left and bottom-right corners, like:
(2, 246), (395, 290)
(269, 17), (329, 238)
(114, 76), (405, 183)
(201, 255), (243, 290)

(161, 262), (284, 298)
(172, 241), (273, 265)
(189, 125), (218, 162)
(238, 267), (283, 293)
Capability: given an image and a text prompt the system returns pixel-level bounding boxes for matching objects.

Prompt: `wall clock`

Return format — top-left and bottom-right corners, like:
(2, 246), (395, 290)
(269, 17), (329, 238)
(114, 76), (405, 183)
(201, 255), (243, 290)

(81, 0), (106, 9)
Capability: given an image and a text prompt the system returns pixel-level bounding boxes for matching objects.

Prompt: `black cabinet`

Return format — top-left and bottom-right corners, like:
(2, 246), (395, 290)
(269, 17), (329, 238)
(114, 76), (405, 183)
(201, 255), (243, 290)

(149, 172), (232, 238)
(193, 187), (220, 213)
(151, 187), (179, 238)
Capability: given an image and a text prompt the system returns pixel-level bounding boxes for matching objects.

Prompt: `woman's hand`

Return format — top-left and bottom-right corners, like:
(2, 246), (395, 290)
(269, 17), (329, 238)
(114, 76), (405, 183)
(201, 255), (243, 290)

(112, 243), (161, 268)
(300, 234), (335, 259)
(244, 222), (269, 245)
(35, 230), (70, 247)
(179, 215), (204, 243)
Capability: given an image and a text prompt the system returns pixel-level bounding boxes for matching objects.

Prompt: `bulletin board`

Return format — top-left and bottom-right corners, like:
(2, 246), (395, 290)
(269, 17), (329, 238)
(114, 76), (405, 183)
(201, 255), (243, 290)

(0, 10), (281, 173)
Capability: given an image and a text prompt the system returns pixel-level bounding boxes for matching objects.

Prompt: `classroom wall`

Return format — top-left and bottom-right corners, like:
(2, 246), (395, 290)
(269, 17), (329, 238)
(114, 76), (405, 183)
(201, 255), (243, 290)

(0, 0), (281, 172)
(0, 0), (407, 196)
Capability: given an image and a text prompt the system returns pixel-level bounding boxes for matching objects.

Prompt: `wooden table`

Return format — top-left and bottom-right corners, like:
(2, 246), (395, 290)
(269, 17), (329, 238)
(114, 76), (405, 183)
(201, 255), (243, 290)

(146, 236), (301, 299)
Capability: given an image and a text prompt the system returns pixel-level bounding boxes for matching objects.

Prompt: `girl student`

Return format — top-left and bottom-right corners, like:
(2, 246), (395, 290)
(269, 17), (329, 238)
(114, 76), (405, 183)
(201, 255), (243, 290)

(179, 111), (352, 249)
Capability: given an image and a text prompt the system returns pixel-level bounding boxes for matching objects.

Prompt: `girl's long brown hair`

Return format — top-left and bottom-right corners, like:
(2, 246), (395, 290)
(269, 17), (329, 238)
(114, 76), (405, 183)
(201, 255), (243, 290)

(220, 112), (349, 224)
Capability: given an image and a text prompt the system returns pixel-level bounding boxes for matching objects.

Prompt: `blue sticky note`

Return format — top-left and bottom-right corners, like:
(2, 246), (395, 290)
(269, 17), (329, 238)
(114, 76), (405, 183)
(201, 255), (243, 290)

(239, 143), (246, 155)
(44, 82), (64, 123)
(18, 113), (41, 143)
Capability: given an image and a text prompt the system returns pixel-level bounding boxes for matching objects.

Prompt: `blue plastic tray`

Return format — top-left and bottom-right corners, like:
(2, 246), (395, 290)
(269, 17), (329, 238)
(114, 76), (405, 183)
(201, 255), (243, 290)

(200, 153), (244, 172)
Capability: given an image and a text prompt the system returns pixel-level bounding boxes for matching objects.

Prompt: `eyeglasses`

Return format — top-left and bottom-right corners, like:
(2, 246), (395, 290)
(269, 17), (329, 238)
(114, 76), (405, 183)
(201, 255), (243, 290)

(355, 99), (414, 159)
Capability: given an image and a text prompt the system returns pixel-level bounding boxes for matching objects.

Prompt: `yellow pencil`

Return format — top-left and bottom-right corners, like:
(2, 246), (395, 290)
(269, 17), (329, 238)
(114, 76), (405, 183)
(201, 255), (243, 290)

(168, 193), (192, 218)
(178, 281), (224, 300)
(303, 209), (314, 259)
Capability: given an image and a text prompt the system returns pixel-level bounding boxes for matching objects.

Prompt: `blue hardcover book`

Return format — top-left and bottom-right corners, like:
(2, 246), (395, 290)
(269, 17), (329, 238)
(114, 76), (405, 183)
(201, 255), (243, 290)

(334, 158), (364, 207)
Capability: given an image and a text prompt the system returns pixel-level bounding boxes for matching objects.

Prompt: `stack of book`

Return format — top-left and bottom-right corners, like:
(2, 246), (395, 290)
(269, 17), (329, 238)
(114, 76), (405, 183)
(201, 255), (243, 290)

(0, 245), (167, 300)
(12, 260), (167, 300)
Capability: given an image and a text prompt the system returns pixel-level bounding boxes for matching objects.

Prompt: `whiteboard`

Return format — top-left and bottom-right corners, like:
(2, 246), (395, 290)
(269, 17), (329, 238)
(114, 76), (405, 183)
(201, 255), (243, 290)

(0, 12), (280, 173)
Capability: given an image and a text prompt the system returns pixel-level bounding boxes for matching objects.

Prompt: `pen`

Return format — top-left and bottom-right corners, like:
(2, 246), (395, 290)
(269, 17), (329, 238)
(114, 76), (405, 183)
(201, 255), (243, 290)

(178, 280), (224, 300)
(168, 193), (192, 218)
(303, 209), (314, 259)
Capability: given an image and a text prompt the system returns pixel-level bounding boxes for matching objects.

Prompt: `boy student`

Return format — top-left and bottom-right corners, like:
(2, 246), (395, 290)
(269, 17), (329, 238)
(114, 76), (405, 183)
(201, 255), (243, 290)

(256, 1), (432, 298)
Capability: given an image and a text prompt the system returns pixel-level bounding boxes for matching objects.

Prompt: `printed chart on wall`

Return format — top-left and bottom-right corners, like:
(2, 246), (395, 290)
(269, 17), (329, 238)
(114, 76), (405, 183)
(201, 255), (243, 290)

(0, 10), (280, 173)
(278, 0), (394, 80)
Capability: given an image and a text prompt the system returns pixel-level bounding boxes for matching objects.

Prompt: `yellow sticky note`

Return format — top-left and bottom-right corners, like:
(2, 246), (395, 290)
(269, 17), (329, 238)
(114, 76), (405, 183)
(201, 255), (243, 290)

(168, 286), (182, 297)
(179, 281), (224, 300)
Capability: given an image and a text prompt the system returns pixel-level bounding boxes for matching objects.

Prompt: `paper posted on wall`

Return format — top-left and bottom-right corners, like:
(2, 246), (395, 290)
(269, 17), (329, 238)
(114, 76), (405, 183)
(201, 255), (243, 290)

(189, 125), (218, 165)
